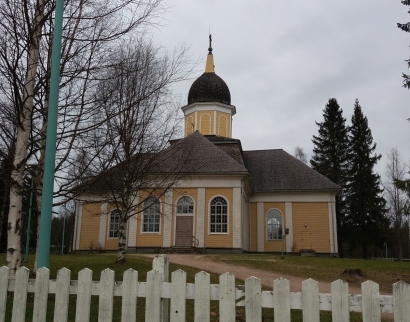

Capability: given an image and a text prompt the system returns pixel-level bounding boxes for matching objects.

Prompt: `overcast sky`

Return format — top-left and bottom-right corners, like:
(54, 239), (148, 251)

(151, 1), (410, 182)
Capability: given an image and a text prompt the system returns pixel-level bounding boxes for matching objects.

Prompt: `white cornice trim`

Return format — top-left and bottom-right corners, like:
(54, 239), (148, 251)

(181, 102), (236, 116)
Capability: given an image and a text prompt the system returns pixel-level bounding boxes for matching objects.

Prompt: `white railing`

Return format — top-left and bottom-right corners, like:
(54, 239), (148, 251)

(1, 254), (410, 322)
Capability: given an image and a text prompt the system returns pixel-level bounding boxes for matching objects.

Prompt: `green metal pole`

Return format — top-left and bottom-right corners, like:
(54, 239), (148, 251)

(24, 177), (34, 262)
(37, 0), (64, 269)
(61, 211), (66, 255)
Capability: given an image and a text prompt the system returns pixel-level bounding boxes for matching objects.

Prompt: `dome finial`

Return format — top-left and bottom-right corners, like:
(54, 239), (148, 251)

(205, 34), (215, 73)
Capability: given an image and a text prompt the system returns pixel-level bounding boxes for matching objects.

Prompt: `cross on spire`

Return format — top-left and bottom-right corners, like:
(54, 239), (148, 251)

(208, 34), (213, 53)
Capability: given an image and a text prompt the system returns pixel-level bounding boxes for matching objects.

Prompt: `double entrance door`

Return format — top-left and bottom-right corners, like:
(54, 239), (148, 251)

(175, 216), (193, 247)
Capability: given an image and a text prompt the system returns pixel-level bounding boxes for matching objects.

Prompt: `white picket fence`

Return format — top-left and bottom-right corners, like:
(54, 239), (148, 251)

(1, 254), (410, 322)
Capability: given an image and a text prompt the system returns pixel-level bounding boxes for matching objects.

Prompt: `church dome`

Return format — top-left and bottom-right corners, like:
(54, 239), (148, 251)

(188, 72), (231, 105)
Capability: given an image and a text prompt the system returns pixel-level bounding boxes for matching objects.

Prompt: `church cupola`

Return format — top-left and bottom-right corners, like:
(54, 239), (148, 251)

(182, 35), (236, 138)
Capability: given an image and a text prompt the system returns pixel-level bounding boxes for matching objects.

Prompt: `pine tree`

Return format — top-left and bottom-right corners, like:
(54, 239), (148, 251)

(311, 98), (349, 257)
(398, 0), (410, 88)
(345, 99), (387, 259)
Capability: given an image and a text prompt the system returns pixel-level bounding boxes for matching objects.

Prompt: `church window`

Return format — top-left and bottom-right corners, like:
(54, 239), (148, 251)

(267, 209), (282, 240)
(109, 209), (121, 238)
(177, 196), (194, 214)
(143, 197), (161, 232)
(210, 196), (228, 233)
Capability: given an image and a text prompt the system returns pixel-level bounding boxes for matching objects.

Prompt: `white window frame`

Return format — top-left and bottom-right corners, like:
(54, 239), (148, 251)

(142, 197), (161, 233)
(266, 209), (283, 240)
(108, 209), (121, 239)
(176, 195), (195, 215)
(209, 196), (229, 234)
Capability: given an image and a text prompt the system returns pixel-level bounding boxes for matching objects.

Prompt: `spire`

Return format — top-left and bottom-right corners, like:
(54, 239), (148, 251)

(205, 34), (215, 73)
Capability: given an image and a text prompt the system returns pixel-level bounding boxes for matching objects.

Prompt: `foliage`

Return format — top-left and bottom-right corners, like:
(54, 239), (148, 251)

(345, 99), (388, 259)
(294, 146), (308, 164)
(310, 98), (349, 256)
(397, 0), (410, 88)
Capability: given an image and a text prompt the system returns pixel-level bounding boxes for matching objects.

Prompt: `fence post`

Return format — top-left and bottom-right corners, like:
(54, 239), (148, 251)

(153, 254), (169, 322)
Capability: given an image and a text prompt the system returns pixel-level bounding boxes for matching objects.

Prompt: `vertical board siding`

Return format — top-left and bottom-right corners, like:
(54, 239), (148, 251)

(331, 279), (349, 322)
(393, 281), (410, 322)
(121, 269), (138, 322)
(362, 280), (381, 322)
(257, 203), (264, 252)
(292, 202), (330, 252)
(245, 277), (262, 322)
(250, 203), (257, 251)
(194, 271), (210, 322)
(273, 278), (291, 322)
(232, 187), (242, 248)
(219, 273), (236, 322)
(79, 203), (101, 250)
(302, 278), (320, 322)
(11, 267), (29, 322)
(204, 188), (233, 248)
(170, 270), (187, 322)
(285, 202), (293, 252)
(54, 268), (71, 322)
(75, 268), (93, 322)
(0, 266), (9, 322)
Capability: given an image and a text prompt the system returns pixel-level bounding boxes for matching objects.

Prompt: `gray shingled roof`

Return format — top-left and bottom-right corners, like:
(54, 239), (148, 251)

(161, 131), (248, 174)
(243, 149), (341, 192)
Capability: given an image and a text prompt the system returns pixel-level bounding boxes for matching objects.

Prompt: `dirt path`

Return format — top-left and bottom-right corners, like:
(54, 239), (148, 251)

(137, 254), (363, 294)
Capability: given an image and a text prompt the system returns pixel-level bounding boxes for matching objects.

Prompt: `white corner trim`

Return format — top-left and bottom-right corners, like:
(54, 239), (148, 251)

(163, 190), (173, 247)
(257, 202), (264, 252)
(233, 187), (241, 248)
(285, 202), (293, 252)
(197, 188), (205, 247)
(99, 203), (107, 248)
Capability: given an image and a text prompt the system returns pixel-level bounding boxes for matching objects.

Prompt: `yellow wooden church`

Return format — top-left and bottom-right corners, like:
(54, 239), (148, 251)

(73, 40), (340, 255)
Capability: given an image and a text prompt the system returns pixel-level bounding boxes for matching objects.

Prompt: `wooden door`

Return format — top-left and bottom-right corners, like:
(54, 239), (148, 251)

(175, 216), (194, 246)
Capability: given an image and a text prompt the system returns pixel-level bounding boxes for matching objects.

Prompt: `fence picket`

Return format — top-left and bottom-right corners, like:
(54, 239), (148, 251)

(219, 272), (236, 322)
(53, 268), (71, 322)
(195, 271), (210, 322)
(98, 269), (115, 322)
(362, 280), (381, 322)
(245, 277), (261, 322)
(33, 267), (50, 322)
(146, 269), (162, 322)
(121, 269), (138, 322)
(331, 279), (349, 322)
(274, 277), (290, 322)
(393, 281), (410, 322)
(170, 270), (186, 322)
(302, 278), (319, 322)
(153, 254), (169, 322)
(11, 266), (30, 322)
(75, 268), (93, 322)
(0, 266), (8, 322)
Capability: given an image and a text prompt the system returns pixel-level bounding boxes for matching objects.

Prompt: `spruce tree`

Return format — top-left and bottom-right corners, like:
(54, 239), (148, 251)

(397, 0), (410, 88)
(345, 99), (387, 259)
(311, 98), (349, 257)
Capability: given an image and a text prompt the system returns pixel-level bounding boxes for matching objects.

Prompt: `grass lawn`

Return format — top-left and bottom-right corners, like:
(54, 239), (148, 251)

(205, 253), (410, 294)
(0, 253), (399, 321)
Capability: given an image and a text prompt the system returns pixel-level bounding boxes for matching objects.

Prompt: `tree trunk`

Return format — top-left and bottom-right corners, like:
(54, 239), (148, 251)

(116, 216), (127, 263)
(6, 0), (45, 277)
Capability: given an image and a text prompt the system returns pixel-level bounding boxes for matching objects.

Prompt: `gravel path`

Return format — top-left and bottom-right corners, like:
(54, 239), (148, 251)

(137, 254), (363, 294)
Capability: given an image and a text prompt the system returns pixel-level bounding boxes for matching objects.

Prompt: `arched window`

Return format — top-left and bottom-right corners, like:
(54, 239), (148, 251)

(267, 209), (283, 240)
(143, 197), (160, 232)
(210, 197), (228, 233)
(177, 196), (194, 214)
(109, 209), (121, 238)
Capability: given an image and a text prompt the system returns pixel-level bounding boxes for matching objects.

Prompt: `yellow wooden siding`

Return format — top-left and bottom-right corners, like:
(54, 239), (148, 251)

(79, 203), (101, 250)
(250, 203), (257, 252)
(264, 203), (286, 252)
(136, 192), (165, 247)
(171, 188), (199, 246)
(216, 111), (230, 138)
(204, 188), (233, 248)
(185, 114), (195, 136)
(199, 112), (212, 135)
(292, 203), (330, 253)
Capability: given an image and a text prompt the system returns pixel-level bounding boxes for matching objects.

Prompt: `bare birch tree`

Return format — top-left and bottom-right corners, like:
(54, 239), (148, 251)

(383, 148), (409, 259)
(75, 39), (193, 263)
(0, 0), (165, 274)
